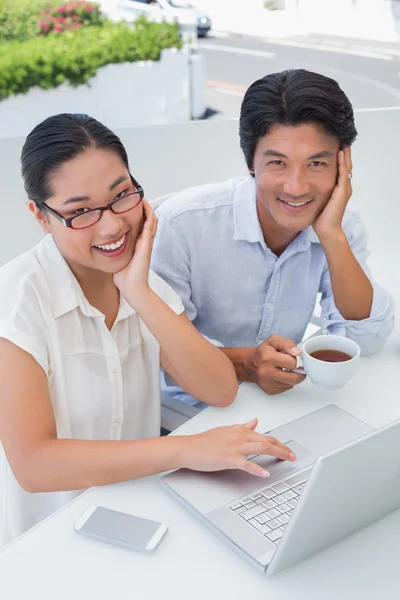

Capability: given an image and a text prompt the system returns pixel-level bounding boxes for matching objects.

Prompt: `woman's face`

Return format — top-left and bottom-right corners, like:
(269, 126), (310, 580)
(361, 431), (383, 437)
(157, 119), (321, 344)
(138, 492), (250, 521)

(29, 148), (144, 276)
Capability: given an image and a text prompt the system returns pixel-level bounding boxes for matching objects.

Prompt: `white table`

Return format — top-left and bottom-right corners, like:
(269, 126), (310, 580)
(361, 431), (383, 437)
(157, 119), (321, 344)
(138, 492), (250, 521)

(1, 326), (400, 599)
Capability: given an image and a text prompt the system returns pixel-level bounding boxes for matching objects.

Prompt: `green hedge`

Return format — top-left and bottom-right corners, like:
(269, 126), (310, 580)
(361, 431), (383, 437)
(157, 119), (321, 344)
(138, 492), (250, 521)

(0, 0), (59, 42)
(0, 18), (182, 101)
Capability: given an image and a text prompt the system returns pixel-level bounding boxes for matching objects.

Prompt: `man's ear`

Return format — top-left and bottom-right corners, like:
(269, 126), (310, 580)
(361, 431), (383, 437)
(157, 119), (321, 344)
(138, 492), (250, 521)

(28, 200), (51, 234)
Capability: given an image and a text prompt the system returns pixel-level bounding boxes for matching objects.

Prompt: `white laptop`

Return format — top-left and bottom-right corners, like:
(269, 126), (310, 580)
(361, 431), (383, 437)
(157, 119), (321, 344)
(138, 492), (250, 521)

(161, 405), (400, 575)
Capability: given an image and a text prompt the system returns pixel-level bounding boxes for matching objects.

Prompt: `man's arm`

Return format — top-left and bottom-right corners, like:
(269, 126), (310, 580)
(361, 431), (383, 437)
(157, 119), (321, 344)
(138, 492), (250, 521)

(318, 215), (395, 354)
(320, 231), (373, 321)
(314, 148), (394, 354)
(315, 148), (372, 320)
(221, 336), (306, 395)
(221, 347), (253, 382)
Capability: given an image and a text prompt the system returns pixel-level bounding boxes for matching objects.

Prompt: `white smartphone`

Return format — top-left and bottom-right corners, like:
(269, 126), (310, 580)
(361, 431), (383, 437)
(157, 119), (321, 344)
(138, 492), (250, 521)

(74, 505), (168, 552)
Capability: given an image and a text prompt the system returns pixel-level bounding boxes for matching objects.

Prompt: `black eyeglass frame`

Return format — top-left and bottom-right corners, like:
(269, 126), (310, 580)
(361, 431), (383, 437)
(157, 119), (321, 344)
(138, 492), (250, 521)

(39, 175), (144, 230)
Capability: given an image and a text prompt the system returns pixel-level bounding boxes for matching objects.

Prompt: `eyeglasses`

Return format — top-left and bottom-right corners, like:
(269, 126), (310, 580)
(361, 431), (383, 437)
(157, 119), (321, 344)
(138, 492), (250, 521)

(40, 175), (144, 230)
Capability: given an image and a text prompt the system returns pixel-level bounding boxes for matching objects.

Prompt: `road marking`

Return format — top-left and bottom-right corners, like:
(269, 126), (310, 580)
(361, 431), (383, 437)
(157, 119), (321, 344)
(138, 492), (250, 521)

(206, 78), (400, 108)
(208, 30), (230, 39)
(206, 80), (247, 92)
(206, 80), (247, 97)
(200, 43), (400, 103)
(200, 43), (275, 59)
(206, 80), (400, 110)
(286, 59), (400, 103)
(354, 105), (400, 112)
(259, 38), (396, 61)
(214, 88), (245, 97)
(208, 34), (397, 61)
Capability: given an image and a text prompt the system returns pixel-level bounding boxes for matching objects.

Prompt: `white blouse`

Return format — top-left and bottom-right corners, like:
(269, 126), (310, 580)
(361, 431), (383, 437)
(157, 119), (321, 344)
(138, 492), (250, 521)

(0, 235), (184, 547)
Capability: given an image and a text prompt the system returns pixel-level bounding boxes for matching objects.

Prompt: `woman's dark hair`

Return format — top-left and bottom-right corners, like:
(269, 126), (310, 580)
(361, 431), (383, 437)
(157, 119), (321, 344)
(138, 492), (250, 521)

(21, 113), (129, 205)
(239, 69), (358, 172)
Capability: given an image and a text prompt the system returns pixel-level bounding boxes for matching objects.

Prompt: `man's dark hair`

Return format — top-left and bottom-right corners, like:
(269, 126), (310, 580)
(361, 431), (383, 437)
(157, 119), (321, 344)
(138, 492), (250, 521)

(239, 69), (358, 172)
(21, 113), (130, 206)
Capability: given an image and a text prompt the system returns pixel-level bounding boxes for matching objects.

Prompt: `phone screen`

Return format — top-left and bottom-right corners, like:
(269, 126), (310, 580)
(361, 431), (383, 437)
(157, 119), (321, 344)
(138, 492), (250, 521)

(81, 507), (162, 547)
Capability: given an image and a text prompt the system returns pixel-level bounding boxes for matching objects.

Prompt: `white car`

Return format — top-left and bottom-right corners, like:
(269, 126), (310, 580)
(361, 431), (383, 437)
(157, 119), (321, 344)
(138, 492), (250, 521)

(102, 0), (212, 37)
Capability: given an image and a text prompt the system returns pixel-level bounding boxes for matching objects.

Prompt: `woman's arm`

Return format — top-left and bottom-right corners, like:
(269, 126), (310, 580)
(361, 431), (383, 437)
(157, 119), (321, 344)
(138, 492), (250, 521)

(0, 339), (295, 493)
(114, 200), (238, 407)
(150, 303), (238, 406)
(0, 339), (181, 492)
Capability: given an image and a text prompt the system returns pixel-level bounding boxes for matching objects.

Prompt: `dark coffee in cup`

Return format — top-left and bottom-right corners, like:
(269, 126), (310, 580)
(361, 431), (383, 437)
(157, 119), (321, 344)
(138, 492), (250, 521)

(302, 335), (360, 389)
(309, 349), (352, 363)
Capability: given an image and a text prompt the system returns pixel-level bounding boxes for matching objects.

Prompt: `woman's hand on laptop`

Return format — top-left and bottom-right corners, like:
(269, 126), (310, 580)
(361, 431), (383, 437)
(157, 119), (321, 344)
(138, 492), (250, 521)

(183, 418), (297, 478)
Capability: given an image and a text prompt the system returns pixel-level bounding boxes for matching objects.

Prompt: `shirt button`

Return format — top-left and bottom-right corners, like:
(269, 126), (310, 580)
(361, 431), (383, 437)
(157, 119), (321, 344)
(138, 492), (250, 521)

(111, 365), (118, 373)
(115, 415), (123, 423)
(266, 303), (272, 309)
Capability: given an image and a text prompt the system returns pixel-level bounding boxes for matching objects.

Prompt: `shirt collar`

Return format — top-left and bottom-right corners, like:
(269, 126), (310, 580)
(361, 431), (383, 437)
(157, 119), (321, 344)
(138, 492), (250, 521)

(37, 236), (99, 319)
(232, 176), (321, 250)
(37, 235), (136, 321)
(232, 176), (265, 244)
(293, 225), (320, 251)
(114, 295), (136, 324)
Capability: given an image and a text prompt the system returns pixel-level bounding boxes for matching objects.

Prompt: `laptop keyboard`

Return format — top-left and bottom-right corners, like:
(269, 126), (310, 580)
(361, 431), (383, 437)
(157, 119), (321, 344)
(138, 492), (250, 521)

(228, 468), (311, 545)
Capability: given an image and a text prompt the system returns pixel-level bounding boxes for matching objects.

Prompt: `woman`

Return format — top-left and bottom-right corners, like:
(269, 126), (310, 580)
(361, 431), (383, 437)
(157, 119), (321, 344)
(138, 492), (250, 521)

(0, 114), (296, 547)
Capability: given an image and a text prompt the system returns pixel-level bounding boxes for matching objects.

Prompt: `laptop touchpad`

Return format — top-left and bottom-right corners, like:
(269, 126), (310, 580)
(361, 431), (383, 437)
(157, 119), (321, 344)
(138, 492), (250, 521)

(163, 440), (314, 515)
(249, 439), (312, 477)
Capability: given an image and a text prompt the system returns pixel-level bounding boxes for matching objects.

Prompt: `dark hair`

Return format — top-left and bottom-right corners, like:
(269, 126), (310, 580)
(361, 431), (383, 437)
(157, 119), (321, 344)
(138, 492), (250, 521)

(239, 69), (357, 172)
(21, 113), (130, 205)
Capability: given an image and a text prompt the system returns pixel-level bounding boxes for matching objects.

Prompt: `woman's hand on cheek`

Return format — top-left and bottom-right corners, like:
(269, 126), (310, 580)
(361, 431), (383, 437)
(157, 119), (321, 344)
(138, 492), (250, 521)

(113, 199), (158, 305)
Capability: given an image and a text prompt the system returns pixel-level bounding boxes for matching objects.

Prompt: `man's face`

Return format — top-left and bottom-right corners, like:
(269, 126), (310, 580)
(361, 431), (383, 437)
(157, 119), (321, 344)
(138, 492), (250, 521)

(252, 123), (340, 235)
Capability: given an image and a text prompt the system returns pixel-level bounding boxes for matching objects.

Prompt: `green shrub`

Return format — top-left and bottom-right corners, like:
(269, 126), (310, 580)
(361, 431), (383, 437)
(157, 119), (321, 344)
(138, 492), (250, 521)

(0, 0), (59, 42)
(0, 19), (182, 101)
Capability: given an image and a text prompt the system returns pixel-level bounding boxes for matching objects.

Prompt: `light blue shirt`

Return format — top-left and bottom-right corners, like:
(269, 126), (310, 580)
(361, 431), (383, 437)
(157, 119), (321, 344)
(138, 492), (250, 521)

(151, 176), (395, 403)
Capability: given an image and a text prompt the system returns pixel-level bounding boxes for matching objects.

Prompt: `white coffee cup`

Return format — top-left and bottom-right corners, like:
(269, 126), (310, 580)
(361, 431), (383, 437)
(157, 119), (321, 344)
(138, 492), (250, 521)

(295, 335), (360, 390)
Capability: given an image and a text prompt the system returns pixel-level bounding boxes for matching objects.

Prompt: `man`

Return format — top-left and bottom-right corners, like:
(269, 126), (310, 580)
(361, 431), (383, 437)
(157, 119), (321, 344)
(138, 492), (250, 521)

(151, 69), (394, 405)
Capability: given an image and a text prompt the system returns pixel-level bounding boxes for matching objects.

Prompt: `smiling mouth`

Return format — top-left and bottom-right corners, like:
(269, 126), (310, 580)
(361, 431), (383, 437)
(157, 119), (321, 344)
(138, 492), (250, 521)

(93, 233), (130, 259)
(278, 198), (314, 209)
(94, 234), (127, 252)
(278, 198), (313, 207)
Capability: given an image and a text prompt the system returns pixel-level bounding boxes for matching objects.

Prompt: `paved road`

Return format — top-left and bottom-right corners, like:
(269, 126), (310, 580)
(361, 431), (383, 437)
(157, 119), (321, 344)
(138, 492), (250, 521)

(199, 33), (400, 119)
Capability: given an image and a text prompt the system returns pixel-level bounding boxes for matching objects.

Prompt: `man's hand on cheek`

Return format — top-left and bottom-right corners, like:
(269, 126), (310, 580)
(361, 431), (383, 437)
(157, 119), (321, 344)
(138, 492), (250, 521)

(313, 147), (353, 243)
(247, 334), (306, 396)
